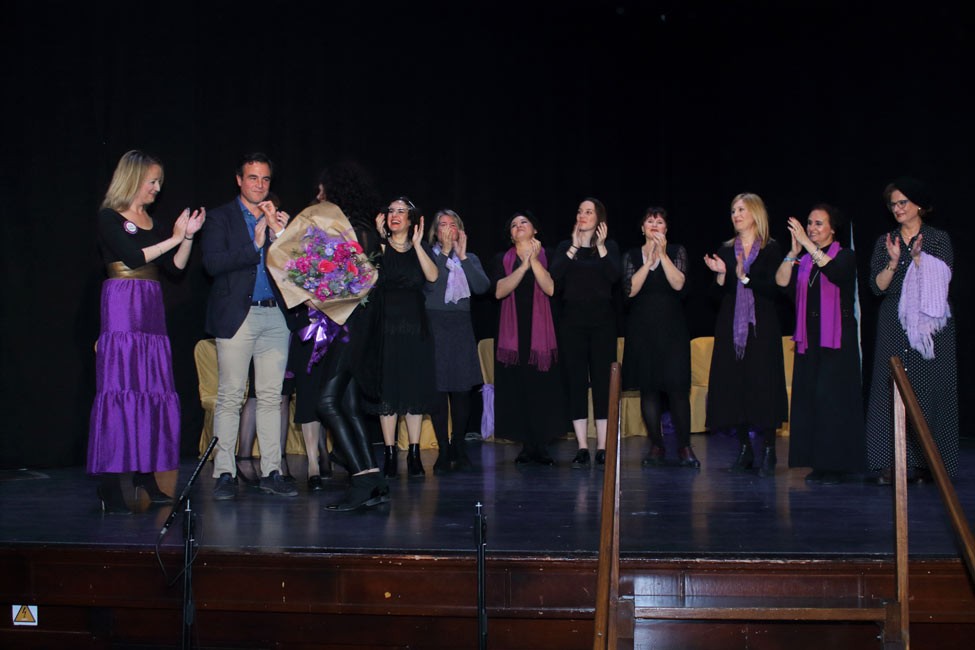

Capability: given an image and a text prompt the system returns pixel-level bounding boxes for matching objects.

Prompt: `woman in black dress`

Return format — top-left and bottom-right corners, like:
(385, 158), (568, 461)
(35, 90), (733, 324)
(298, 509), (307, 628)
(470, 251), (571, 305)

(549, 198), (621, 469)
(864, 178), (957, 484)
(775, 205), (865, 484)
(622, 207), (698, 468)
(369, 197), (439, 478)
(491, 211), (565, 464)
(703, 193), (788, 477)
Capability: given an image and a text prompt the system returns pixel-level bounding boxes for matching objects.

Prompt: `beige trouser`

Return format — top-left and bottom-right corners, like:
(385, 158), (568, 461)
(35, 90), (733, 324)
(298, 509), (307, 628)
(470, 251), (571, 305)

(212, 306), (290, 478)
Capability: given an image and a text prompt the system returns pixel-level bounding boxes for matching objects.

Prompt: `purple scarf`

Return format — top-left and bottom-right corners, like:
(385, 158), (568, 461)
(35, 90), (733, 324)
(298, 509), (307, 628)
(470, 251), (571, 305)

(899, 251), (951, 360)
(497, 247), (558, 371)
(794, 241), (842, 355)
(732, 237), (761, 359)
(432, 243), (471, 304)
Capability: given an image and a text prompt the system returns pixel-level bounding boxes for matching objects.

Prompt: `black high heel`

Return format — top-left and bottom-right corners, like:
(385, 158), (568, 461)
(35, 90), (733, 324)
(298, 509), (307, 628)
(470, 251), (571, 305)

(729, 443), (754, 472)
(133, 472), (173, 505)
(677, 446), (701, 469)
(383, 445), (398, 478)
(407, 443), (425, 478)
(97, 475), (132, 514)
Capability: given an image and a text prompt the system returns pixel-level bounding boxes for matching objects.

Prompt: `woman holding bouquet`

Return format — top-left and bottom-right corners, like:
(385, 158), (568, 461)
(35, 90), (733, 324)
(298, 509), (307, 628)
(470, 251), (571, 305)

(370, 197), (439, 478)
(491, 211), (565, 464)
(424, 209), (490, 474)
(88, 150), (205, 513)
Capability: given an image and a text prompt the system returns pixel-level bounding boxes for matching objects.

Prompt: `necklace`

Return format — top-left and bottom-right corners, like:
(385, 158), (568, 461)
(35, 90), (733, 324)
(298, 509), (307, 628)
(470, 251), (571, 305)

(388, 238), (412, 252)
(808, 267), (821, 288)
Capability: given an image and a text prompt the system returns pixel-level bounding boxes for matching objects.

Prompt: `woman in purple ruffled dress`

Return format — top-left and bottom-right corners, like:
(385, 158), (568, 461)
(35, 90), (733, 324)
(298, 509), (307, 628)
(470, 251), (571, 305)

(88, 150), (205, 513)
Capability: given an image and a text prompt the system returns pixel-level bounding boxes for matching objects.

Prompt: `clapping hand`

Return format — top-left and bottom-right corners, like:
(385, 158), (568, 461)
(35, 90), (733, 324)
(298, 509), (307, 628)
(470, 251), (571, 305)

(884, 232), (901, 266)
(186, 207), (206, 238)
(595, 222), (608, 247)
(571, 223), (585, 248)
(910, 233), (924, 262)
(375, 212), (388, 239)
(786, 217), (805, 256)
(412, 216), (425, 247)
(703, 253), (727, 274)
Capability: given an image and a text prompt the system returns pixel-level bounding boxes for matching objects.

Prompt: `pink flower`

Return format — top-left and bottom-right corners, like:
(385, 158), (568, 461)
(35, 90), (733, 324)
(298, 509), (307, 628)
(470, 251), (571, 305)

(347, 261), (359, 276)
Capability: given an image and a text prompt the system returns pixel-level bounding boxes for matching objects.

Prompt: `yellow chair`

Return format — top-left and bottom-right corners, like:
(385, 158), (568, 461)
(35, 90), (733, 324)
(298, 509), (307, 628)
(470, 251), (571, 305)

(780, 336), (795, 436)
(689, 337), (714, 433)
(194, 339), (305, 457)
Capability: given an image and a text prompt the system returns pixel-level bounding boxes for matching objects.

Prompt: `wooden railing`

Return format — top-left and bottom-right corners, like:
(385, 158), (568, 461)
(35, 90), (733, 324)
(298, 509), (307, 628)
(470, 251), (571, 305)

(593, 355), (975, 650)
(592, 362), (622, 650)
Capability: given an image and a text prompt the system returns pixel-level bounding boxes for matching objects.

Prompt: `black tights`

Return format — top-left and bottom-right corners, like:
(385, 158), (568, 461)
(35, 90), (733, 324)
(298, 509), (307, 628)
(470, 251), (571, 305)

(737, 424), (775, 447)
(640, 390), (691, 447)
(430, 390), (472, 456)
(315, 338), (375, 475)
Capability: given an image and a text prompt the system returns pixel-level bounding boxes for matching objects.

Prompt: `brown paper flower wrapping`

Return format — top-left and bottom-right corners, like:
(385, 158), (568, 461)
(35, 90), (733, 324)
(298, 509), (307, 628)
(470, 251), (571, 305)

(267, 201), (376, 326)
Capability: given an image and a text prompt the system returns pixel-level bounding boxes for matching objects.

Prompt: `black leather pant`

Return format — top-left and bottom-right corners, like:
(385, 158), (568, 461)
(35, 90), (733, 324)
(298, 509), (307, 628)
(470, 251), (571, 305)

(315, 337), (376, 475)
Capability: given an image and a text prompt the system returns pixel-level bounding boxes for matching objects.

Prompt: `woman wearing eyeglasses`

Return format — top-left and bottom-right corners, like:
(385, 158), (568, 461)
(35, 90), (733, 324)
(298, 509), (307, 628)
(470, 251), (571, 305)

(367, 197), (439, 479)
(622, 207), (697, 468)
(864, 178), (957, 484)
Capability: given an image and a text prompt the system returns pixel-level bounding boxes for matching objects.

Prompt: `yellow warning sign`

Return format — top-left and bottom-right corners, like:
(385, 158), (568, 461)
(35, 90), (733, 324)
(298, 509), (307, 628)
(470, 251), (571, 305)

(12, 604), (38, 626)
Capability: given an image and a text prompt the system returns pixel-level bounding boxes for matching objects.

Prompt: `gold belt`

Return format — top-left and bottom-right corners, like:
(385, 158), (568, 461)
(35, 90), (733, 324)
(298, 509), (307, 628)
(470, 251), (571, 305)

(106, 261), (159, 281)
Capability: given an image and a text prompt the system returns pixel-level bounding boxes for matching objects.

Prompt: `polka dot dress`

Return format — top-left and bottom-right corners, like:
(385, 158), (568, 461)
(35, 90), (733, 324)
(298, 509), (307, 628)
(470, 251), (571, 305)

(864, 224), (959, 476)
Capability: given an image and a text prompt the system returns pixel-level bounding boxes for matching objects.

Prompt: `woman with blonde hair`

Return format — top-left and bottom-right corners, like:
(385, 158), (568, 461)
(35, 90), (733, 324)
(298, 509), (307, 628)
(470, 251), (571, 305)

(89, 150), (205, 512)
(703, 193), (787, 477)
(424, 209), (490, 473)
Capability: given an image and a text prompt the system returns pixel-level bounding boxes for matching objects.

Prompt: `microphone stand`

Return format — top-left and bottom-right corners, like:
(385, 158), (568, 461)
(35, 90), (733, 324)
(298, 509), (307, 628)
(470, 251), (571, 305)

(475, 502), (488, 650)
(157, 436), (218, 650)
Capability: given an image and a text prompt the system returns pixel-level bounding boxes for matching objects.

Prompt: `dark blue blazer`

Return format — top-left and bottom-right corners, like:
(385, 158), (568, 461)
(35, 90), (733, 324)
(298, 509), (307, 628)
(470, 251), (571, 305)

(201, 198), (289, 339)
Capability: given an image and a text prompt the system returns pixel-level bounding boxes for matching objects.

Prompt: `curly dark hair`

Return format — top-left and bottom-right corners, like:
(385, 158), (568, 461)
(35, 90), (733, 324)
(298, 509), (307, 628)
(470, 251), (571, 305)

(316, 161), (383, 231)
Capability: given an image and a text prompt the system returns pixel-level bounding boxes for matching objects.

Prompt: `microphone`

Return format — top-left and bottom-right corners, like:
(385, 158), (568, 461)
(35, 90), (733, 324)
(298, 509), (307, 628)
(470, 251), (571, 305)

(157, 436), (219, 540)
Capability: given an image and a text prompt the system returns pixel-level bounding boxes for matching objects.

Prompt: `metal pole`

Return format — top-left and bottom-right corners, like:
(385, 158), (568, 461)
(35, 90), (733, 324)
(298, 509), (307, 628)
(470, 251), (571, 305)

(476, 502), (487, 650)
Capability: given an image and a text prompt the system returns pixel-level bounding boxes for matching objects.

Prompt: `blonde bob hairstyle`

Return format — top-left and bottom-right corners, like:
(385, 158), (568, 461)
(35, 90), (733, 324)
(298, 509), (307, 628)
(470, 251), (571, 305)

(101, 150), (164, 212)
(726, 192), (770, 248)
(427, 208), (466, 245)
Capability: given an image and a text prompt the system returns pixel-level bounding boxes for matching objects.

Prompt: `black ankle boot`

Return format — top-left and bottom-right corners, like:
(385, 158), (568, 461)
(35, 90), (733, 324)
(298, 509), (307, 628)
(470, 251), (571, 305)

(383, 445), (398, 478)
(730, 443), (754, 472)
(641, 443), (666, 467)
(433, 429), (451, 475)
(133, 472), (173, 505)
(757, 444), (777, 478)
(97, 475), (132, 514)
(451, 436), (473, 471)
(325, 472), (390, 511)
(407, 444), (425, 477)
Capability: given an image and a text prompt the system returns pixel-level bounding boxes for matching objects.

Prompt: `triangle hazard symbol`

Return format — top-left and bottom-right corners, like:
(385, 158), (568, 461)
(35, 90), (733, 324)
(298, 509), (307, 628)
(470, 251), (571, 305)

(14, 606), (36, 623)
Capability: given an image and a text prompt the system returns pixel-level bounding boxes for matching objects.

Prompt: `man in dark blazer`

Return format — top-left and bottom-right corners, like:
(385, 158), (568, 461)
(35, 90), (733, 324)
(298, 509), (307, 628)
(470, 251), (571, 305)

(202, 153), (297, 499)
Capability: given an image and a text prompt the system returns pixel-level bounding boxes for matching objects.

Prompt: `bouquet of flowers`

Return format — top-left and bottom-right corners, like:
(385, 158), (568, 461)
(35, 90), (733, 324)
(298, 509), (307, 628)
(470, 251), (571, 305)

(267, 201), (376, 326)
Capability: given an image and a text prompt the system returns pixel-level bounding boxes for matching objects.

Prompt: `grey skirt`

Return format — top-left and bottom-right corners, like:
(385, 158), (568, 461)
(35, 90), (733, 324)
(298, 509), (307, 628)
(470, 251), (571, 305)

(428, 310), (484, 392)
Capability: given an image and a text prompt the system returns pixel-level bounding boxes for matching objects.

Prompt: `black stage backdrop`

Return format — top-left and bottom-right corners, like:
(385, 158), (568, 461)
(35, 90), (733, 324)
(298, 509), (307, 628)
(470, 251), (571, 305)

(4, 1), (972, 468)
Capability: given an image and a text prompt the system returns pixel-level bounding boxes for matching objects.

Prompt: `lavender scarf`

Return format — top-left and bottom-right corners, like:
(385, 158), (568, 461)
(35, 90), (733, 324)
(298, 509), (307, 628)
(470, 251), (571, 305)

(899, 251), (951, 360)
(433, 243), (471, 304)
(794, 241), (842, 355)
(497, 247), (558, 371)
(732, 237), (761, 359)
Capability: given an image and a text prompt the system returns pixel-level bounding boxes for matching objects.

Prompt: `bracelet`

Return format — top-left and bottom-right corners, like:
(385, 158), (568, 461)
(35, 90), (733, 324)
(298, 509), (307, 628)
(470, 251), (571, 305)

(886, 263), (897, 272)
(568, 246), (578, 253)
(184, 236), (194, 241)
(783, 256), (797, 263)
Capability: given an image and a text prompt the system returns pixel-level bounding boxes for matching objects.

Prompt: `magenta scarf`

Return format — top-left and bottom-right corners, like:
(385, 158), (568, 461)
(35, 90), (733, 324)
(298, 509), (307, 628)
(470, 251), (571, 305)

(497, 247), (558, 371)
(732, 237), (761, 359)
(794, 241), (842, 355)
(899, 251), (952, 360)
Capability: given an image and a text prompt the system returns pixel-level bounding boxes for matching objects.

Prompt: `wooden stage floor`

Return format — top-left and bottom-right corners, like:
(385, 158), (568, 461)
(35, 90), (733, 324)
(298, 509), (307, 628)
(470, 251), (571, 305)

(2, 434), (974, 649)
(2, 434), (973, 559)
